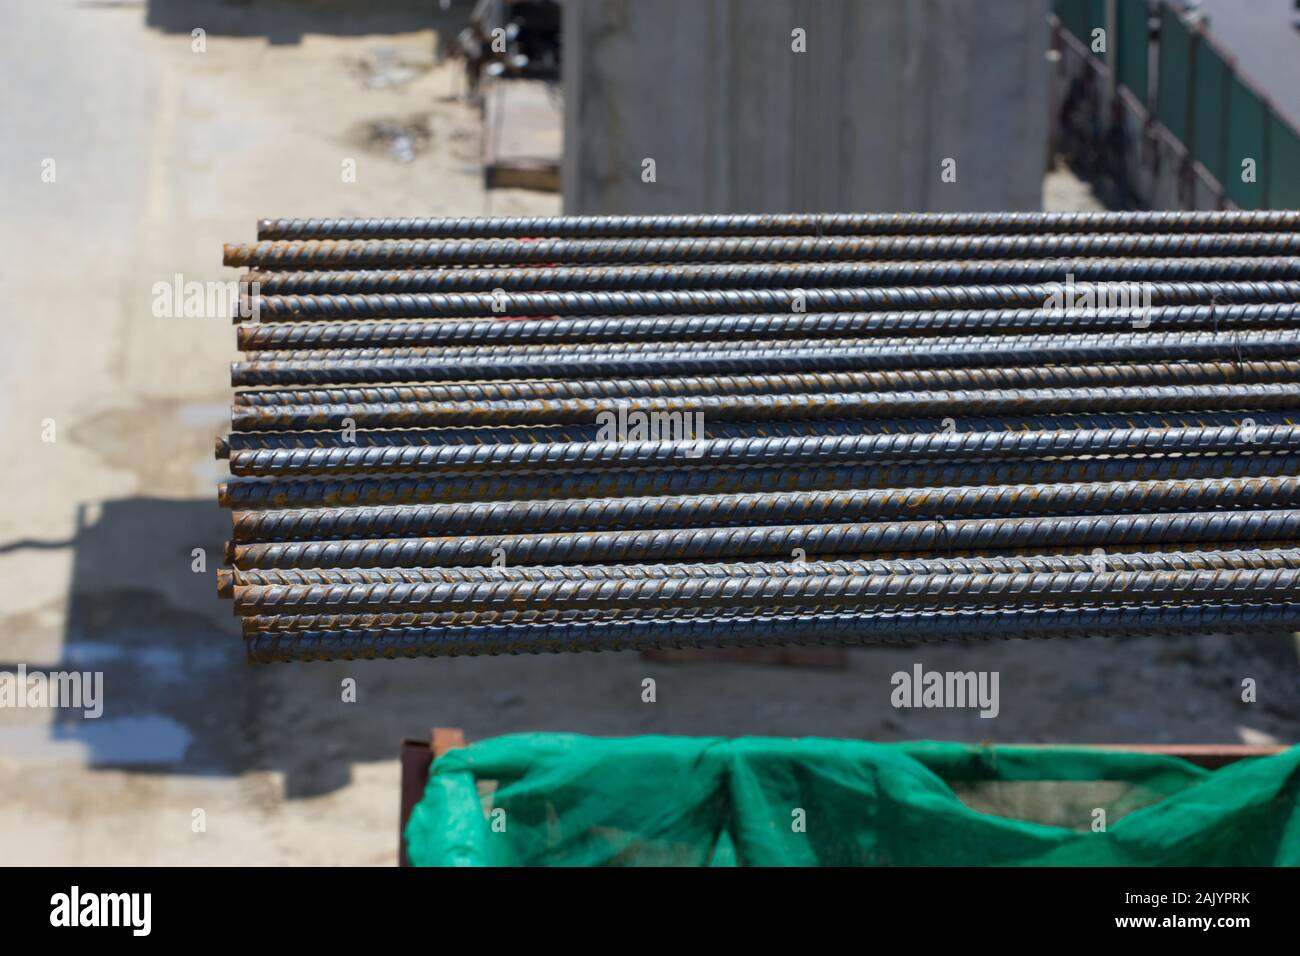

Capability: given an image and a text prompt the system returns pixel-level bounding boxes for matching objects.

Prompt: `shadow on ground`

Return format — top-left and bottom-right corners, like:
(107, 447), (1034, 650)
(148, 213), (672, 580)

(2, 499), (249, 771)
(0, 496), (410, 798)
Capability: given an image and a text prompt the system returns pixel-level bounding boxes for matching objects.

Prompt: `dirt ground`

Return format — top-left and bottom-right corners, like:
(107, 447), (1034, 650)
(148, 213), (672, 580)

(1, 1), (1297, 866)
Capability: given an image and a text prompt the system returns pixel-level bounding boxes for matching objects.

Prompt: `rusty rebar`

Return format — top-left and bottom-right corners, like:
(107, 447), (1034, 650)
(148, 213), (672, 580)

(225, 233), (1300, 271)
(227, 509), (1300, 569)
(217, 453), (1300, 509)
(229, 382), (1300, 431)
(218, 414), (1293, 462)
(230, 259), (1300, 294)
(216, 548), (1300, 598)
(255, 210), (1300, 241)
(234, 302), (1300, 351)
(228, 360), (1300, 407)
(227, 424), (1300, 477)
(228, 330), (1300, 386)
(230, 566), (1300, 621)
(226, 475), (1300, 543)
(245, 280), (1300, 320)
(218, 212), (1300, 660)
(243, 603), (1300, 662)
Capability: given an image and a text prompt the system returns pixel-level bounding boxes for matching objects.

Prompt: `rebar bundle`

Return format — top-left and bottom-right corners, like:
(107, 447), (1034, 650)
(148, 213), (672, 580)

(217, 210), (1300, 662)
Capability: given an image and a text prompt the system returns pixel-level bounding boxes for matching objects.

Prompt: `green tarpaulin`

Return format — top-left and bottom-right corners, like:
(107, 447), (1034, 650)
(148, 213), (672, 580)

(406, 734), (1300, 866)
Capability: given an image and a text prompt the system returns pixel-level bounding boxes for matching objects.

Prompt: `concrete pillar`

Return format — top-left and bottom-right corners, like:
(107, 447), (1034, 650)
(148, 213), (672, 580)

(562, 0), (1050, 214)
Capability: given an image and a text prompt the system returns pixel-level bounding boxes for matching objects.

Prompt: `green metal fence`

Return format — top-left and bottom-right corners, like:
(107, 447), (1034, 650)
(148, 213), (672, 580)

(1270, 114), (1300, 209)
(1154, 5), (1190, 142)
(1224, 72), (1269, 208)
(1055, 0), (1108, 59)
(1055, 0), (1300, 209)
(1115, 0), (1149, 101)
(1192, 37), (1230, 185)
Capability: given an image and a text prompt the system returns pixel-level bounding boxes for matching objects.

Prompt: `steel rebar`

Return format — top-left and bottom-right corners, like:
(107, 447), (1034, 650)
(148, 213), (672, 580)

(226, 509), (1300, 570)
(230, 382), (1300, 431)
(226, 424), (1300, 477)
(216, 548), (1300, 598)
(255, 210), (1300, 241)
(234, 303), (1300, 351)
(247, 280), (1300, 319)
(243, 603), (1300, 662)
(229, 360), (1300, 407)
(227, 475), (1300, 543)
(217, 211), (1300, 661)
(225, 233), (1300, 272)
(218, 453), (1300, 509)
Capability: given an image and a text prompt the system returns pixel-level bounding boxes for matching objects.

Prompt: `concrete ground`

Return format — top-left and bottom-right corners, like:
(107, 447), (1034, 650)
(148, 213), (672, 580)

(1, 1), (1297, 866)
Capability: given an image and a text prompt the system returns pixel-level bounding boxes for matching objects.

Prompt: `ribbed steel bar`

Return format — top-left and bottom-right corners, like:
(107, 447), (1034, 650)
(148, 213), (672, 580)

(226, 424), (1300, 477)
(246, 280), (1300, 320)
(242, 603), (1300, 662)
(224, 560), (935, 598)
(230, 383), (1300, 432)
(228, 330), (1300, 386)
(229, 566), (1300, 620)
(231, 259), (1300, 293)
(220, 211), (1300, 660)
(217, 549), (1300, 597)
(219, 414), (1291, 460)
(227, 476), (1300, 543)
(232, 329), (1300, 363)
(255, 211), (1300, 241)
(229, 360), (1300, 407)
(238, 606), (801, 634)
(217, 453), (1300, 509)
(235, 597), (1269, 634)
(226, 233), (1300, 271)
(235, 303), (1300, 351)
(226, 509), (1300, 569)
(217, 456), (1300, 510)
(219, 425), (621, 456)
(237, 325), (1300, 361)
(221, 418), (985, 456)
(248, 600), (1174, 635)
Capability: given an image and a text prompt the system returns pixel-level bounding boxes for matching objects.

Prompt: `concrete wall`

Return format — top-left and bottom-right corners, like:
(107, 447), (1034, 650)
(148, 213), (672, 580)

(562, 0), (1050, 214)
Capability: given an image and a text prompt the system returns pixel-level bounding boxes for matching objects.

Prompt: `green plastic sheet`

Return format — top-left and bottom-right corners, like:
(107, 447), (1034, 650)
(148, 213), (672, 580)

(406, 735), (1300, 866)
